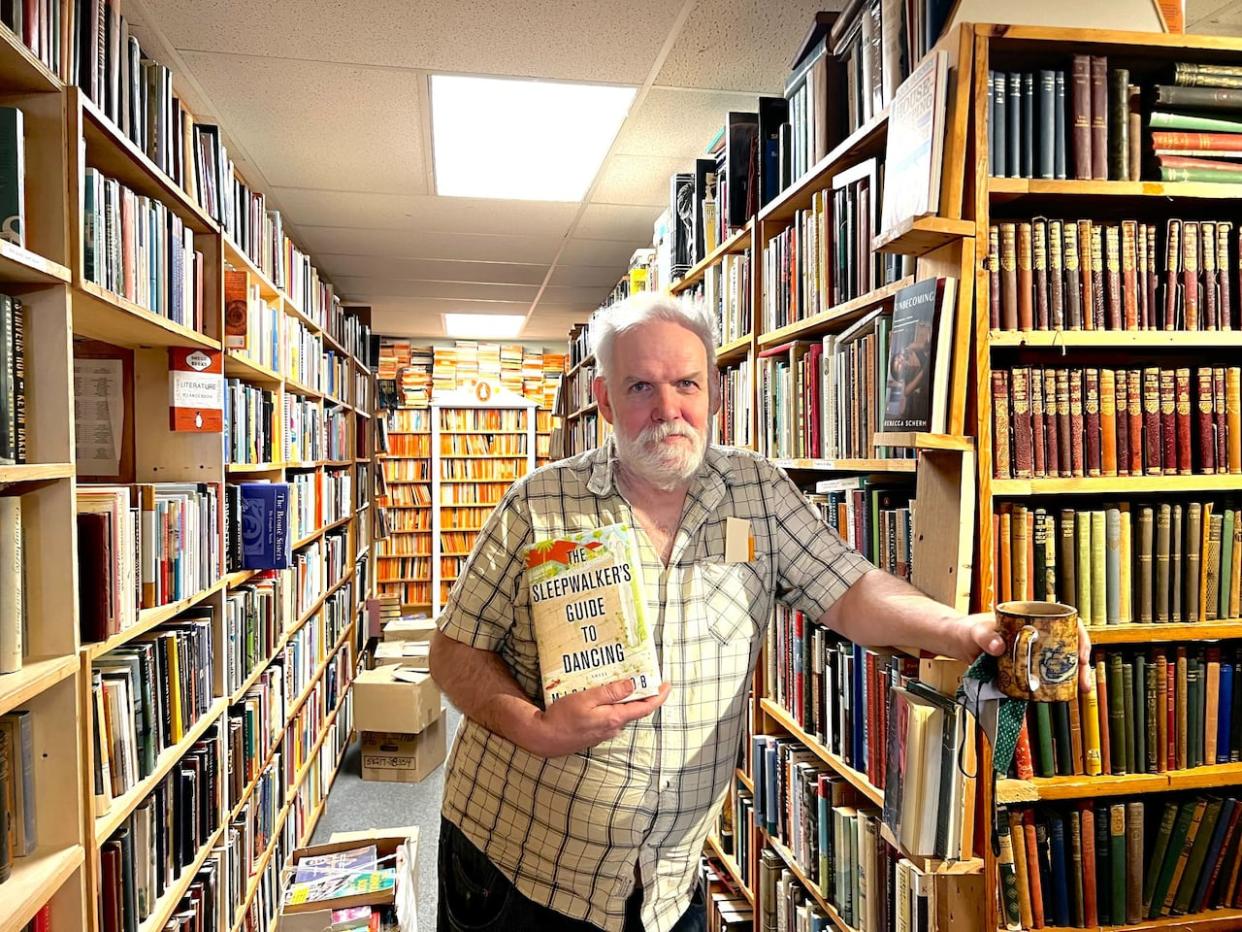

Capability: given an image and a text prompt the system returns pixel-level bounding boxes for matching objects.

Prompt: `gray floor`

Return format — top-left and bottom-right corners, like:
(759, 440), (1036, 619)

(313, 703), (462, 932)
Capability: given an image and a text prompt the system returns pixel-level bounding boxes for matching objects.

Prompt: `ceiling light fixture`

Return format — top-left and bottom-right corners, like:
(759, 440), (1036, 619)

(443, 313), (527, 339)
(430, 74), (635, 202)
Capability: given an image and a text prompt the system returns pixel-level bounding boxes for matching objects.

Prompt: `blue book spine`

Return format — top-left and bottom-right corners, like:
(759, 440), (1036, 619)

(1221, 664), (1234, 764)
(764, 744), (778, 835)
(1192, 797), (1235, 913)
(1047, 812), (1071, 926)
(852, 643), (865, 770)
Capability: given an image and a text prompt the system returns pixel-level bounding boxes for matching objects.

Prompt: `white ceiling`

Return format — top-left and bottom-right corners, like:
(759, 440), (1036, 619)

(126, 0), (834, 341)
(1189, 0), (1242, 31)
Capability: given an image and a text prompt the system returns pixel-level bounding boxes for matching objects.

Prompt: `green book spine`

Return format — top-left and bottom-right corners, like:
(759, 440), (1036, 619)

(1135, 655), (1148, 774)
(1123, 661), (1136, 777)
(1144, 801), (1181, 915)
(1111, 803), (1127, 925)
(1174, 798), (1224, 915)
(1151, 109), (1242, 132)
(1221, 510), (1235, 620)
(1109, 653), (1128, 773)
(1052, 701), (1074, 776)
(1035, 702), (1057, 777)
(1161, 164), (1242, 183)
(1150, 801), (1198, 918)
(1146, 660), (1160, 773)
(1092, 510), (1108, 628)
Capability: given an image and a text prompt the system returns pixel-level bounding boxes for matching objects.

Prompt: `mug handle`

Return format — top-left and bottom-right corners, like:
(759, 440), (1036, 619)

(1013, 625), (1041, 695)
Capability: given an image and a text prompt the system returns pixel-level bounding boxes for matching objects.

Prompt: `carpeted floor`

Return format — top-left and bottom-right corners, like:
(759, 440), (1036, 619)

(312, 703), (462, 932)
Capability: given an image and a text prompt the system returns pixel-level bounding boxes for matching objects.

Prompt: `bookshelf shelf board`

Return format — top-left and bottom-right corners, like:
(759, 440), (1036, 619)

(73, 280), (222, 351)
(565, 353), (596, 380)
(224, 568), (258, 588)
(988, 176), (1242, 201)
(876, 821), (984, 875)
(136, 824), (226, 932)
(94, 696), (228, 845)
(759, 697), (884, 807)
(357, 408), (372, 419)
(324, 458), (354, 468)
(992, 474), (1242, 495)
(974, 22), (1242, 52)
(759, 108), (890, 227)
(758, 276), (914, 348)
(439, 429), (530, 435)
(226, 461), (283, 473)
(988, 329), (1242, 349)
(1080, 621), (1242, 644)
(0, 25), (62, 93)
(872, 216), (974, 256)
(222, 237), (281, 300)
(285, 460), (319, 470)
(568, 401), (598, 420)
(769, 457), (918, 474)
(1, 843), (84, 932)
(758, 827), (833, 920)
(439, 454), (529, 460)
(281, 294), (322, 337)
(321, 328), (348, 358)
(0, 462), (73, 486)
(1040, 910), (1242, 932)
(0, 654), (77, 717)
(85, 576), (227, 660)
(0, 240), (71, 285)
(704, 834), (753, 906)
(224, 351), (283, 384)
(438, 502), (501, 508)
(285, 377), (323, 399)
(997, 760), (1242, 804)
(872, 431), (973, 451)
(76, 90), (216, 234)
(716, 334), (752, 365)
(735, 767), (753, 793)
(670, 220), (754, 295)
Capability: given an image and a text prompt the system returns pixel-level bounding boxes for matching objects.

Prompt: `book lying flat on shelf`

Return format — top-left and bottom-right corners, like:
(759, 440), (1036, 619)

(524, 523), (660, 706)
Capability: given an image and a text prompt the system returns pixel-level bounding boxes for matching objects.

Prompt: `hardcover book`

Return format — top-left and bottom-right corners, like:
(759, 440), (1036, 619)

(879, 49), (948, 234)
(882, 277), (956, 433)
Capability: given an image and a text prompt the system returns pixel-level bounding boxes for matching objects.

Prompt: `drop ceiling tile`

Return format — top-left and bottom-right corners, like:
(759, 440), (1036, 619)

(540, 284), (615, 306)
(272, 189), (579, 237)
(333, 277), (539, 302)
(180, 51), (427, 194)
(656, 0), (837, 92)
(522, 310), (589, 341)
(547, 265), (626, 287)
(558, 237), (644, 267)
(141, 0), (678, 84)
(574, 203), (663, 241)
(591, 154), (686, 208)
(295, 227), (565, 264)
(371, 296), (533, 316)
(315, 254), (548, 285)
(612, 87), (761, 156)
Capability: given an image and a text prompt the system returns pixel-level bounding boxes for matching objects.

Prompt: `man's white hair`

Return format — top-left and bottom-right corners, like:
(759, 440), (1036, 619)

(593, 292), (717, 397)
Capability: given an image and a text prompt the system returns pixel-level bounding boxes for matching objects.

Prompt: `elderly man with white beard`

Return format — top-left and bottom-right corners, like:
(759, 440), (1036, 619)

(428, 292), (1059, 932)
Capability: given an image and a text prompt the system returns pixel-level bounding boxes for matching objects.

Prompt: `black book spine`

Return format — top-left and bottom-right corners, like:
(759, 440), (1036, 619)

(989, 71), (998, 176)
(1039, 69), (1056, 179)
(1008, 73), (1022, 178)
(993, 69), (1007, 177)
(1023, 72), (1036, 178)
(11, 297), (23, 465)
(1055, 71), (1068, 180)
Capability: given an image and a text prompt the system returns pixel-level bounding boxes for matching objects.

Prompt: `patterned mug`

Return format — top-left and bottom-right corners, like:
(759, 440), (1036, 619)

(995, 601), (1079, 702)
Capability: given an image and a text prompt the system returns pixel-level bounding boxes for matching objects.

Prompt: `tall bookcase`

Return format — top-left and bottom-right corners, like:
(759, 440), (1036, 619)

(0, 21), (379, 932)
(430, 385), (537, 613)
(971, 24), (1242, 932)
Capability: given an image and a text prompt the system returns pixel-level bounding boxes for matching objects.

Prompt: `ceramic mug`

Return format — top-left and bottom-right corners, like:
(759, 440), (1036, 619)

(995, 600), (1079, 702)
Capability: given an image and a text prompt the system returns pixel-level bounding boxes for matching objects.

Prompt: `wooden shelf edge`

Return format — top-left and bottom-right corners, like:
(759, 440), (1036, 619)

(0, 843), (84, 932)
(136, 823), (226, 932)
(0, 654), (78, 716)
(873, 431), (974, 451)
(704, 834), (754, 906)
(758, 276), (914, 348)
(770, 457), (918, 474)
(759, 697), (884, 807)
(872, 216), (973, 256)
(1003, 761), (1242, 803)
(988, 329), (1242, 348)
(993, 474), (1242, 495)
(670, 220), (754, 295)
(715, 333), (753, 363)
(73, 280), (222, 350)
(86, 576), (227, 660)
(222, 236), (282, 300)
(0, 240), (71, 285)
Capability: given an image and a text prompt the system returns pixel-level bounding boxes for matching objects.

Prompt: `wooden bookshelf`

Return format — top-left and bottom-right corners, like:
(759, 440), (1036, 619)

(989, 176), (1242, 201)
(759, 698), (884, 808)
(757, 276), (914, 349)
(988, 329), (1242, 348)
(769, 457), (919, 474)
(705, 833), (754, 906)
(992, 475), (1242, 495)
(670, 220), (754, 295)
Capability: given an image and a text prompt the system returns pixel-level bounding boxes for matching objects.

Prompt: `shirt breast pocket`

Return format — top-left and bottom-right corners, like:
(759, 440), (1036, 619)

(689, 558), (769, 652)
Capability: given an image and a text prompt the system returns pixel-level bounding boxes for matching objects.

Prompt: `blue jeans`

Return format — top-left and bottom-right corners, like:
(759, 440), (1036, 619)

(437, 818), (707, 932)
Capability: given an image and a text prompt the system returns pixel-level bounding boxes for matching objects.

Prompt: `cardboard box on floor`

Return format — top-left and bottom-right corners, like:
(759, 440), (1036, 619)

(279, 827), (419, 931)
(361, 712), (448, 783)
(373, 639), (431, 670)
(384, 615), (437, 642)
(353, 665), (441, 735)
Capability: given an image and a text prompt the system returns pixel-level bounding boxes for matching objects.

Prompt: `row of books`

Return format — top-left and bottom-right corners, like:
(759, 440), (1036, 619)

(439, 460), (524, 481)
(1147, 64), (1242, 183)
(438, 483), (507, 506)
(325, 406), (350, 462)
(77, 483), (222, 640)
(999, 795), (1242, 929)
(387, 409), (429, 433)
(83, 167), (205, 333)
(991, 366), (1242, 480)
(382, 460), (431, 482)
(988, 217), (1242, 332)
(440, 409), (528, 432)
(225, 380), (277, 466)
(994, 501), (1242, 627)
(806, 478), (915, 582)
(283, 316), (324, 392)
(439, 433), (529, 456)
(91, 616), (215, 805)
(1, 1), (61, 76)
(224, 574), (290, 702)
(98, 725), (222, 932)
(699, 858), (751, 931)
(225, 271), (281, 372)
(716, 362), (751, 448)
(384, 485), (430, 508)
(0, 711), (36, 884)
(284, 395), (323, 465)
(1014, 644), (1242, 780)
(0, 497), (22, 676)
(325, 301), (371, 364)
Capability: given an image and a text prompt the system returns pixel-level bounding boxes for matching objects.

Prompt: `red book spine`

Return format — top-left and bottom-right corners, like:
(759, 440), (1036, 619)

(1081, 805), (1099, 927)
(1128, 369), (1144, 476)
(1014, 719), (1036, 779)
(1200, 368), (1218, 473)
(1177, 368), (1193, 476)
(1215, 367), (1229, 474)
(1024, 812), (1045, 928)
(1167, 661), (1177, 771)
(1012, 367), (1034, 479)
(1116, 369), (1131, 476)
(794, 611), (805, 727)
(1044, 369), (1060, 478)
(1032, 367), (1047, 478)
(1144, 367), (1163, 475)
(1161, 368), (1178, 473)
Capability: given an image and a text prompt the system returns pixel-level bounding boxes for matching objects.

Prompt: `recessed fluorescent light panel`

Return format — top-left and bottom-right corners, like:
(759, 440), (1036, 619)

(443, 313), (527, 339)
(431, 74), (635, 201)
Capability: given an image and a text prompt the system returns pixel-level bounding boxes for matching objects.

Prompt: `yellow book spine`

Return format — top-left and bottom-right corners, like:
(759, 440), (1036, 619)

(1077, 512), (1093, 626)
(1119, 507), (1133, 624)
(166, 638), (183, 743)
(1091, 510), (1107, 628)
(1232, 519), (1242, 619)
(1013, 506), (1028, 604)
(1229, 367), (1241, 473)
(1201, 503), (1214, 623)
(1178, 654), (1189, 770)
(1000, 509), (1013, 604)
(1083, 677), (1103, 776)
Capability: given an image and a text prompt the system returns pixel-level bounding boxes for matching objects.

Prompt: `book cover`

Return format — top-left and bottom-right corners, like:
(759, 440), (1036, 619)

(879, 49), (948, 233)
(525, 523), (661, 706)
(883, 277), (954, 433)
(239, 482), (291, 571)
(168, 347), (223, 433)
(0, 107), (23, 247)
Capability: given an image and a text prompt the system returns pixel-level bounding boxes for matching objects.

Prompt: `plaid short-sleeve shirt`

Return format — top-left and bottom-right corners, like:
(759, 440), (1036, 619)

(438, 439), (873, 932)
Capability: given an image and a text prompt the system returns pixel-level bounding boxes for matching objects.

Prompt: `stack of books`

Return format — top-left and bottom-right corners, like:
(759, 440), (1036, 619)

(1152, 64), (1242, 182)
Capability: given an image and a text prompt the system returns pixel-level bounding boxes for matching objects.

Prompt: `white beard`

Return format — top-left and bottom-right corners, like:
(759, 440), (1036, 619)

(614, 420), (707, 491)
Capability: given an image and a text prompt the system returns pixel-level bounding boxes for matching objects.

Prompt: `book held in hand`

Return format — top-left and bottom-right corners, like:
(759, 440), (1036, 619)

(524, 523), (660, 706)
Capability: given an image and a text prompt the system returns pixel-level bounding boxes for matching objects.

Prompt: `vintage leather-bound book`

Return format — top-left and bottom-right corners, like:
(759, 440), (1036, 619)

(1058, 369), (1073, 477)
(1071, 55), (1093, 180)
(1128, 369), (1144, 476)
(1161, 368), (1178, 474)
(1127, 802), (1145, 924)
(1176, 368), (1194, 476)
(1147, 223), (1159, 330)
(1105, 224), (1124, 329)
(1136, 222), (1149, 329)
(1198, 368), (1217, 474)
(1033, 217), (1050, 330)
(989, 225), (1001, 330)
(1216, 367), (1229, 474)
(1171, 505), (1184, 623)
(1187, 503), (1203, 623)
(1031, 367), (1047, 477)
(1091, 226), (1107, 329)
(1139, 505), (1155, 624)
(1116, 369), (1131, 475)
(1080, 219), (1096, 329)
(1000, 222), (1019, 330)
(1220, 222), (1234, 330)
(1109, 68), (1130, 180)
(1156, 503), (1172, 624)
(1012, 367), (1034, 478)
(1122, 220), (1139, 330)
(1228, 367), (1241, 472)
(1045, 368), (1063, 475)
(1184, 221), (1201, 330)
(1018, 222), (1035, 331)
(1144, 367), (1163, 475)
(1049, 218), (1065, 329)
(1203, 222), (1220, 330)
(1065, 220), (1084, 329)
(1090, 56), (1109, 180)
(1100, 368), (1118, 476)
(1085, 368), (1103, 476)
(993, 370), (1012, 478)
(1069, 369), (1086, 477)
(1081, 805), (1099, 926)
(1165, 219), (1182, 330)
